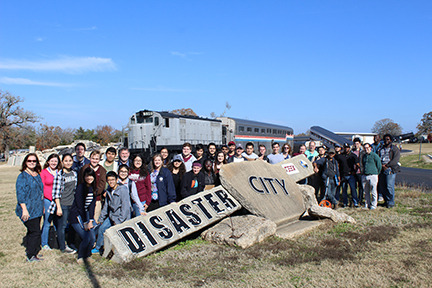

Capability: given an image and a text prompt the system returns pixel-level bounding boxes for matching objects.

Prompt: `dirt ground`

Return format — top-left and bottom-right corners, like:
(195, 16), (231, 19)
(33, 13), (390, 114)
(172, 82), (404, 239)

(1, 165), (431, 288)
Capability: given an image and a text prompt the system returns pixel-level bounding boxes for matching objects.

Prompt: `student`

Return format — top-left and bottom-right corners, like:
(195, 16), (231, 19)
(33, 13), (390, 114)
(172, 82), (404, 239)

(305, 141), (319, 162)
(40, 153), (61, 250)
(48, 153), (77, 254)
(206, 142), (217, 162)
(227, 144), (247, 163)
(93, 171), (131, 254)
(100, 147), (118, 173)
(180, 161), (206, 199)
(129, 154), (151, 215)
(267, 142), (285, 164)
(221, 145), (229, 158)
(117, 165), (145, 217)
(315, 149), (340, 209)
(78, 150), (107, 220)
(160, 147), (171, 167)
(335, 143), (360, 208)
(203, 159), (217, 186)
(72, 143), (90, 174)
(293, 144), (307, 157)
(194, 144), (206, 166)
(281, 143), (292, 160)
(117, 147), (131, 167)
(258, 144), (269, 162)
(227, 141), (236, 159)
(15, 153), (44, 262)
(242, 142), (259, 161)
(148, 154), (177, 211)
(214, 151), (227, 174)
(361, 143), (382, 210)
(167, 155), (186, 201)
(68, 167), (97, 264)
(177, 142), (197, 172)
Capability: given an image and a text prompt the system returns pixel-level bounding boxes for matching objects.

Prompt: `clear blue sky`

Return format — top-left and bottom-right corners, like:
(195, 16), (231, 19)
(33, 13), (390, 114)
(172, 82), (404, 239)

(1, 1), (431, 135)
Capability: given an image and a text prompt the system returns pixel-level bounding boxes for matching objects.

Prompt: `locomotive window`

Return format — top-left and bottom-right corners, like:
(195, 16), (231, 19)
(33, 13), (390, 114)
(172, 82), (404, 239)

(254, 128), (259, 133)
(267, 128), (271, 134)
(145, 117), (153, 123)
(247, 127), (252, 132)
(155, 117), (159, 126)
(261, 128), (265, 133)
(165, 118), (169, 128)
(278, 130), (281, 134)
(239, 126), (245, 132)
(273, 129), (277, 134)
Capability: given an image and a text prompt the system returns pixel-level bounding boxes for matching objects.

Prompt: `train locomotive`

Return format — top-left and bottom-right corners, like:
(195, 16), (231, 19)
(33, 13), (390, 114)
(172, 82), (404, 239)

(124, 110), (294, 156)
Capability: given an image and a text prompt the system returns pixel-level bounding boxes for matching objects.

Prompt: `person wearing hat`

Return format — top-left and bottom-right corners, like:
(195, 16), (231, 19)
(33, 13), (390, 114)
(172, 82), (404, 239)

(227, 144), (247, 163)
(227, 141), (236, 159)
(335, 143), (360, 208)
(334, 143), (342, 155)
(166, 154), (186, 201)
(180, 161), (205, 199)
(315, 148), (340, 209)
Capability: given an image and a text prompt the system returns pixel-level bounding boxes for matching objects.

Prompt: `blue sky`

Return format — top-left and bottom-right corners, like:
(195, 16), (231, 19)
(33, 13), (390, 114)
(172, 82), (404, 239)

(1, 1), (431, 135)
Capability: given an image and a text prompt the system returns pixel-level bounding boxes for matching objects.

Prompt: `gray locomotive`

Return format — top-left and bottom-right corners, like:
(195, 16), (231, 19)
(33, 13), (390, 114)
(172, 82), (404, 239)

(124, 110), (294, 155)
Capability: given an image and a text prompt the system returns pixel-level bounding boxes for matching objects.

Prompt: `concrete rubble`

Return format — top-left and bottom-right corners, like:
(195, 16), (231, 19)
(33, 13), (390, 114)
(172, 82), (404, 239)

(201, 215), (277, 248)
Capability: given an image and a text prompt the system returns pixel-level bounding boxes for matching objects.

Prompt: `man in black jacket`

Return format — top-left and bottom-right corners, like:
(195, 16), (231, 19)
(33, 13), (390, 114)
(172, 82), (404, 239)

(335, 143), (360, 208)
(377, 134), (401, 208)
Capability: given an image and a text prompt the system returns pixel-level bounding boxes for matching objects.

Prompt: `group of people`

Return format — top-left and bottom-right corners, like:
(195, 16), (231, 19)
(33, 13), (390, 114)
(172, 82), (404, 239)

(309, 134), (400, 210)
(15, 134), (400, 263)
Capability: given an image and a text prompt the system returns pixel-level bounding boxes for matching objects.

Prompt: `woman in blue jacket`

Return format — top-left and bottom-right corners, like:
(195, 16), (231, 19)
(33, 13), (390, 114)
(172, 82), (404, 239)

(15, 153), (44, 262)
(68, 167), (97, 263)
(148, 154), (176, 212)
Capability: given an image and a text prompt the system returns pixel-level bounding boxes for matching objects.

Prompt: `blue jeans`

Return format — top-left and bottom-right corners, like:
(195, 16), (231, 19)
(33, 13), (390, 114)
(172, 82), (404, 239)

(378, 171), (396, 207)
(95, 218), (112, 250)
(72, 223), (96, 260)
(341, 175), (358, 206)
(41, 199), (58, 247)
(325, 177), (338, 205)
(132, 201), (146, 218)
(57, 205), (71, 251)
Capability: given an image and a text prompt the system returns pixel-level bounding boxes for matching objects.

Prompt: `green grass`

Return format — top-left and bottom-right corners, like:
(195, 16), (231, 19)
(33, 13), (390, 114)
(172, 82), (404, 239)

(400, 153), (432, 169)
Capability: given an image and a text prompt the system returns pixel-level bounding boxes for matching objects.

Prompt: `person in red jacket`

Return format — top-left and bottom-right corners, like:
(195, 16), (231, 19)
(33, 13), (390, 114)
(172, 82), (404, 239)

(129, 154), (151, 212)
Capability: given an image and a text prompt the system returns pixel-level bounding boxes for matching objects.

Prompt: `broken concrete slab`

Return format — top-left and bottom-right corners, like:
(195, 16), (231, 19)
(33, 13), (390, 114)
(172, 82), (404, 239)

(308, 205), (356, 224)
(219, 156), (314, 225)
(201, 215), (276, 248)
(102, 186), (241, 263)
(278, 155), (316, 183)
(275, 218), (327, 239)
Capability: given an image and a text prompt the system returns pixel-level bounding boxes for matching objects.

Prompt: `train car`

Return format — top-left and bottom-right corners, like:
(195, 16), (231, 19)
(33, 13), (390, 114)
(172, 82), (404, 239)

(217, 117), (294, 152)
(125, 110), (222, 155)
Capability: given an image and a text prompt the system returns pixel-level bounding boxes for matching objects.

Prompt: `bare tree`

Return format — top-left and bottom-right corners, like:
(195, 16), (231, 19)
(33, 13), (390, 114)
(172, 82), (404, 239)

(416, 111), (432, 136)
(210, 101), (231, 118)
(0, 90), (40, 160)
(371, 118), (402, 137)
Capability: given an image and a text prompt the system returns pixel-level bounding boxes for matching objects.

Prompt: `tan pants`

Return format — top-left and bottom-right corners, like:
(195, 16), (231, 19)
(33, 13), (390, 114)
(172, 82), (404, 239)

(94, 200), (102, 222)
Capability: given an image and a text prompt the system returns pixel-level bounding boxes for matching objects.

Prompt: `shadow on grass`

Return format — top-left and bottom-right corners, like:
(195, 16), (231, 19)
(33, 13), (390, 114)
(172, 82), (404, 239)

(84, 259), (101, 288)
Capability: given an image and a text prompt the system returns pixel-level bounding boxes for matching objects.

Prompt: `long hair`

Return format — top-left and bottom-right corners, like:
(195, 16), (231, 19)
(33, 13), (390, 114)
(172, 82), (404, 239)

(282, 143), (292, 156)
(131, 154), (148, 177)
(83, 167), (97, 195)
(214, 151), (227, 165)
(151, 154), (162, 171)
(21, 153), (42, 174)
(43, 153), (62, 170)
(167, 160), (186, 179)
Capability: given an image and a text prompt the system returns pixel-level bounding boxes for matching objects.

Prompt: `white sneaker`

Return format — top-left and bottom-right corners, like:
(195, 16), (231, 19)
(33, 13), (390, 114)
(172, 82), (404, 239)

(63, 246), (76, 254)
(42, 245), (51, 250)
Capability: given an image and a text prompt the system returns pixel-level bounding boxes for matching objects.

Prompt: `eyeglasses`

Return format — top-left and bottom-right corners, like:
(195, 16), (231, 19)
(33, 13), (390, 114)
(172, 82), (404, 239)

(27, 160), (37, 163)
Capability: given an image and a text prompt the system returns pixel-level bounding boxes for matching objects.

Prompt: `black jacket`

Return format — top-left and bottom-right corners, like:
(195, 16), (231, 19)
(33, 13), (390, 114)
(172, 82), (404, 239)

(180, 171), (205, 199)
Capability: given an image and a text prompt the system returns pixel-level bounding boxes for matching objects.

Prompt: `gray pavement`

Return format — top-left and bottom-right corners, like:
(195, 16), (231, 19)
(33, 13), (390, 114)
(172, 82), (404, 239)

(396, 167), (432, 191)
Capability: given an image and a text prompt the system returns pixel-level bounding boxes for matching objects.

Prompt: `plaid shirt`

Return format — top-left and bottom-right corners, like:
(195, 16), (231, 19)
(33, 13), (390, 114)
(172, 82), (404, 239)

(48, 170), (77, 214)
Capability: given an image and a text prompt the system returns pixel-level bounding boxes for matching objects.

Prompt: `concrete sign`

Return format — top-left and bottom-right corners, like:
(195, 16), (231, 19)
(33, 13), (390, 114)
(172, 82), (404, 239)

(219, 155), (314, 225)
(103, 186), (241, 263)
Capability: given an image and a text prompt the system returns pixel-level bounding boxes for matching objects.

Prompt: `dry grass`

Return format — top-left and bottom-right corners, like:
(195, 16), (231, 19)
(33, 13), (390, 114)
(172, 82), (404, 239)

(1, 165), (431, 287)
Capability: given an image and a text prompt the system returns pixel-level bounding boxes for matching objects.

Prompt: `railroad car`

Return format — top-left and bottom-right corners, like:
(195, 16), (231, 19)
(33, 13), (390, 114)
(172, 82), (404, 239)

(124, 110), (294, 155)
